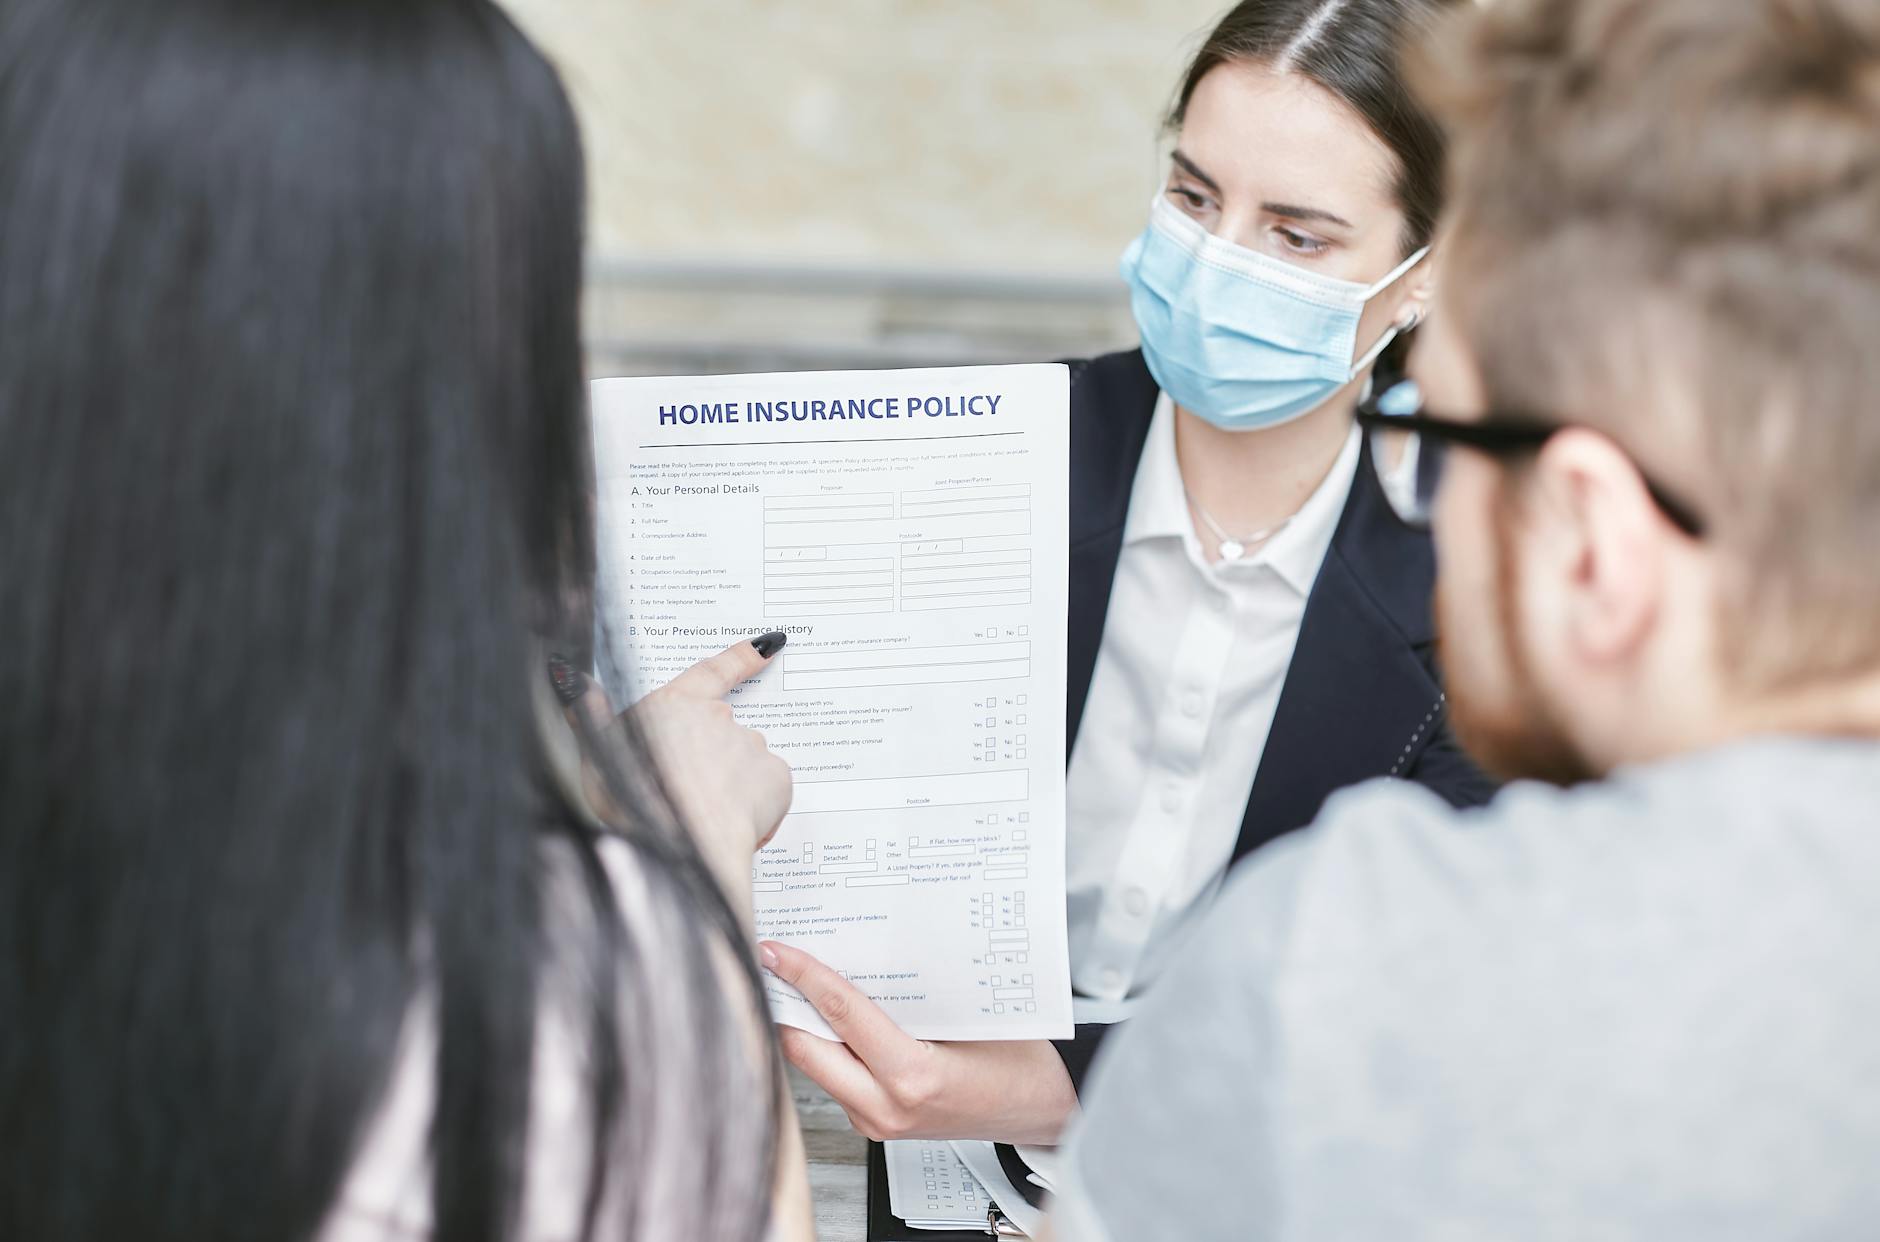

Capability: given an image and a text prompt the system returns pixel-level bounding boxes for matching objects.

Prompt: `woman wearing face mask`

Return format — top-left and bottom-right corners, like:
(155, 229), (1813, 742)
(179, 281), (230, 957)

(766, 0), (1494, 1153)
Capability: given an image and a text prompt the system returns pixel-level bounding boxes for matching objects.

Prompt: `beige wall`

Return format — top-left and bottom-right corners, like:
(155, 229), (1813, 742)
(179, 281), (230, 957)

(499, 0), (1226, 279)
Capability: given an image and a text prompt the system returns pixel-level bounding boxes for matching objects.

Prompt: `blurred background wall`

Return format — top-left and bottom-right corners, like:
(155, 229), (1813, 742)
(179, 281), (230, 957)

(496, 0), (1227, 374)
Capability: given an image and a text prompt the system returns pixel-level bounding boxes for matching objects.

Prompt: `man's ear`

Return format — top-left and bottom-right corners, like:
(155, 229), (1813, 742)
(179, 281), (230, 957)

(1530, 428), (1667, 666)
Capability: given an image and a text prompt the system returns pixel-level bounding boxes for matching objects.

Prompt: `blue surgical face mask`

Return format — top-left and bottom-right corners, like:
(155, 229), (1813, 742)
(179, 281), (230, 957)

(1121, 194), (1429, 431)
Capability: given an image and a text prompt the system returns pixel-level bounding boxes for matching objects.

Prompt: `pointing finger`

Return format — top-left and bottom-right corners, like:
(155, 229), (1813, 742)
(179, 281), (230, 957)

(665, 631), (786, 700)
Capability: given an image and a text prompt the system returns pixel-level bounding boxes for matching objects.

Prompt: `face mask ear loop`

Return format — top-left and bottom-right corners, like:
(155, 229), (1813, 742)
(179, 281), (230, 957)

(1346, 321), (1404, 381)
(1343, 247), (1433, 380)
(1360, 245), (1432, 300)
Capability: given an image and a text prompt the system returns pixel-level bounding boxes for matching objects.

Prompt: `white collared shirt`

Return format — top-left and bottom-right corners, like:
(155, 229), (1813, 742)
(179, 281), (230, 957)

(1063, 394), (1360, 1013)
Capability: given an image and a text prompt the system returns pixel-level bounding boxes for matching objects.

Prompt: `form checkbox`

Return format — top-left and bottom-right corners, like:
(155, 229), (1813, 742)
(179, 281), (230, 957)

(1018, 812), (1030, 823)
(985, 716), (997, 728)
(1013, 829), (1028, 842)
(1016, 694), (1028, 706)
(1018, 626), (1029, 636)
(1016, 734), (1027, 745)
(1015, 748), (1027, 759)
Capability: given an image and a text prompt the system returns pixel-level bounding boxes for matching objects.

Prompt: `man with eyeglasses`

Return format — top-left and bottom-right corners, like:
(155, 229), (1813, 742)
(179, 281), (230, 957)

(1043, 0), (1880, 1238)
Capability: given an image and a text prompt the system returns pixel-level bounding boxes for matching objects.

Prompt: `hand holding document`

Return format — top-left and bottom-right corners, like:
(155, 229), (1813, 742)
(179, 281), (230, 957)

(591, 364), (1073, 1041)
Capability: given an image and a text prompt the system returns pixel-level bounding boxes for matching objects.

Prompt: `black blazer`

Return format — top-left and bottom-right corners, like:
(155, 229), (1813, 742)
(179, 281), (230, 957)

(1050, 349), (1497, 1091)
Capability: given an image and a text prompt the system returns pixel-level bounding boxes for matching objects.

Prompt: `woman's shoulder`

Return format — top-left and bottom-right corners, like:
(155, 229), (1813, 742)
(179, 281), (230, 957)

(319, 831), (731, 1242)
(1065, 348), (1157, 419)
(1064, 350), (1161, 510)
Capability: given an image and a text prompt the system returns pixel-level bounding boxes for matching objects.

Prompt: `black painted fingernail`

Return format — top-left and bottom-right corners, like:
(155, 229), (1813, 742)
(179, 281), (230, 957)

(752, 631), (787, 659)
(545, 653), (588, 705)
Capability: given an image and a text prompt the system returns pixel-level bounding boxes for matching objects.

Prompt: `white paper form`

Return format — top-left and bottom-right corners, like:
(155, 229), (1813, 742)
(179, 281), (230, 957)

(591, 365), (1072, 1041)
(885, 1140), (994, 1230)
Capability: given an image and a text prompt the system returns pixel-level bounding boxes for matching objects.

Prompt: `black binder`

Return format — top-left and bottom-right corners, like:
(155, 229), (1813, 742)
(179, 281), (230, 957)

(865, 1141), (1028, 1240)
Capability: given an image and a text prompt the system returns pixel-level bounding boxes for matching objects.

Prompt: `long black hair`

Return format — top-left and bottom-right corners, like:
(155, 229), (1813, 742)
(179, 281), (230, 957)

(0, 2), (776, 1240)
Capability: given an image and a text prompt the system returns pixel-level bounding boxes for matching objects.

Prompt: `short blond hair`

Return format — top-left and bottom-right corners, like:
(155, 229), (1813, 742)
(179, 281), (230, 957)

(1417, 0), (1880, 689)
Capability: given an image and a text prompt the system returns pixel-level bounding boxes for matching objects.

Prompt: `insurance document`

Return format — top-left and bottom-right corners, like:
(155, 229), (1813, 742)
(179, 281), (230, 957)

(591, 365), (1072, 1041)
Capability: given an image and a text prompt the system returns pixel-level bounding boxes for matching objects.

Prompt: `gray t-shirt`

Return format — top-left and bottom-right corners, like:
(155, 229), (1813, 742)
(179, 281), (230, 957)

(1056, 737), (1880, 1242)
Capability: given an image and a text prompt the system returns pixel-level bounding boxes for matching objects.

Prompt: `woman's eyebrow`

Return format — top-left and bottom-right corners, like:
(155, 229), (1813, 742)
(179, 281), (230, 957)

(1171, 149), (1355, 230)
(1169, 149), (1223, 195)
(1262, 200), (1355, 229)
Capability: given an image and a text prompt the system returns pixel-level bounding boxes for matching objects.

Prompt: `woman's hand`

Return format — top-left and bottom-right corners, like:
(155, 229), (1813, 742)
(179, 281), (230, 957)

(633, 635), (793, 898)
(762, 940), (1079, 1146)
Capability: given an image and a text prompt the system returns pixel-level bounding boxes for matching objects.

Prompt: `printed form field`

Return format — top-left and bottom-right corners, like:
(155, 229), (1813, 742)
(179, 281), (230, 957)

(762, 485), (1032, 618)
(782, 640), (1031, 691)
(901, 484), (1032, 613)
(753, 829), (1035, 898)
(791, 768), (1030, 817)
(762, 492), (895, 617)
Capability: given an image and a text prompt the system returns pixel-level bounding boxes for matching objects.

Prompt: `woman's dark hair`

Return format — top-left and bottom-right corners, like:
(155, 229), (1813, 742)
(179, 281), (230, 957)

(1170, 0), (1462, 258)
(0, 3), (775, 1241)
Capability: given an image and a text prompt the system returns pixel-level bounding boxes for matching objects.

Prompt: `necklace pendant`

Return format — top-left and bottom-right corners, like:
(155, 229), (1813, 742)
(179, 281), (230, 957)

(1218, 539), (1246, 561)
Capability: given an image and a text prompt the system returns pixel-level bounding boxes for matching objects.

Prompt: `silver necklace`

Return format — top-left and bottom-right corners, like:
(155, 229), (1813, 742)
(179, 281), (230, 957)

(1183, 489), (1291, 562)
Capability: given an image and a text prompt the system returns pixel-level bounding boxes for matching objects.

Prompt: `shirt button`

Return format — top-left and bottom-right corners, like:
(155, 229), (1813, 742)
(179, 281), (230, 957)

(1124, 887), (1150, 917)
(1101, 967), (1124, 992)
(1181, 692), (1204, 719)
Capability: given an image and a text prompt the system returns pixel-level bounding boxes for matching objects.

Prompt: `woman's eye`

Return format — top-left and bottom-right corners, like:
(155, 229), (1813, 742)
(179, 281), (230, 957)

(1168, 186), (1212, 215)
(1274, 227), (1329, 256)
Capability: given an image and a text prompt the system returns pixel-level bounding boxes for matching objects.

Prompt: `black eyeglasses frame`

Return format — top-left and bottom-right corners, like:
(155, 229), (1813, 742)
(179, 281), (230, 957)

(1355, 399), (1707, 539)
